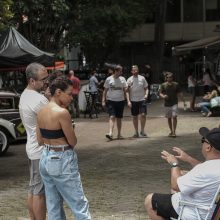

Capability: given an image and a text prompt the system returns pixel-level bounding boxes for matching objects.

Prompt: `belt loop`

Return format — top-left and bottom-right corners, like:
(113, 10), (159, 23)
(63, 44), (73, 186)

(44, 144), (49, 151)
(62, 146), (65, 151)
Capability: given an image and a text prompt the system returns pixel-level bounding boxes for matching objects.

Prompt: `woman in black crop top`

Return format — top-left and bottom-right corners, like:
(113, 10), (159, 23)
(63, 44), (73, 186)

(36, 77), (91, 220)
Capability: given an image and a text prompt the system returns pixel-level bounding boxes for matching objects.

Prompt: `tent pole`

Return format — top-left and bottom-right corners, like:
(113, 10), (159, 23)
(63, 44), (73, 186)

(203, 48), (207, 74)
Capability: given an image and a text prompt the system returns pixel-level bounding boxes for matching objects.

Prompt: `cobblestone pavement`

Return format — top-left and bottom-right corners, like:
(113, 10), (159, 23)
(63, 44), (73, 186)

(0, 98), (219, 220)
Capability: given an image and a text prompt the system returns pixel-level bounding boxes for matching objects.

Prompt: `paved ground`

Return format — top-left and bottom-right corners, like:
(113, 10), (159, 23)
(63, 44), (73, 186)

(0, 97), (219, 220)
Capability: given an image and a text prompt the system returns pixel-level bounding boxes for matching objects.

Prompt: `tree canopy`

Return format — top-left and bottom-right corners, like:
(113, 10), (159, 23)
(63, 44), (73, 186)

(11, 0), (70, 52)
(2, 0), (156, 65)
(66, 0), (155, 65)
(0, 0), (13, 32)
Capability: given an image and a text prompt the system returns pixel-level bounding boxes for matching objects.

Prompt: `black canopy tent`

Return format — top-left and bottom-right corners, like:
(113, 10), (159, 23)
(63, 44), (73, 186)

(0, 27), (54, 70)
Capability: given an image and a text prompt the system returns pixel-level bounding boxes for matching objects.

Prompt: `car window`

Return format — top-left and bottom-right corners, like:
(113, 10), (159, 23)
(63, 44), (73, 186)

(0, 97), (14, 109)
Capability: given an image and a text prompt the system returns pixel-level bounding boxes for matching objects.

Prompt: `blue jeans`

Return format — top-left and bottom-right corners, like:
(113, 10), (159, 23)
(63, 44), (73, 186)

(199, 102), (210, 113)
(40, 146), (91, 220)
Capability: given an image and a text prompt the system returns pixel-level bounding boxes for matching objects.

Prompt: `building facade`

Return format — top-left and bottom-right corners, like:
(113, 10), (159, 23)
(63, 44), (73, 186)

(121, 0), (220, 83)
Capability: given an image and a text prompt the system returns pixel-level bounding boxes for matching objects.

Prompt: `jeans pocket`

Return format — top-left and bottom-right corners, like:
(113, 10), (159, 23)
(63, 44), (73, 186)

(62, 151), (78, 175)
(46, 155), (62, 176)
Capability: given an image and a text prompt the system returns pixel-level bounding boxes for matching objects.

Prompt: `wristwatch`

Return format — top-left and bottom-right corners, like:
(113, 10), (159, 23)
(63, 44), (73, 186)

(170, 162), (179, 168)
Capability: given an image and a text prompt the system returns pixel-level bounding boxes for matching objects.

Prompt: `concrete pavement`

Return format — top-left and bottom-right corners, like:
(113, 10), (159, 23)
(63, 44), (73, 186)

(0, 97), (219, 219)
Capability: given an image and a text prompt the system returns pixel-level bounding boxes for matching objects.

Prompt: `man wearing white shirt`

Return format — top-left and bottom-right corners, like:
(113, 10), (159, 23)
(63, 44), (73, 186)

(145, 127), (220, 220)
(19, 63), (49, 220)
(102, 64), (131, 140)
(127, 65), (149, 137)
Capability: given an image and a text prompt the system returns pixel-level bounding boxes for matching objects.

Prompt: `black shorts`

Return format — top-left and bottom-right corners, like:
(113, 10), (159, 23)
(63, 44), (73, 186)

(188, 87), (196, 96)
(107, 100), (125, 118)
(131, 100), (147, 116)
(152, 193), (178, 220)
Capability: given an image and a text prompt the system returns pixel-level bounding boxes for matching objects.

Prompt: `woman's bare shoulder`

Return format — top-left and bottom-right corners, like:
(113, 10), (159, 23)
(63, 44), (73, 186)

(52, 106), (70, 118)
(38, 105), (48, 116)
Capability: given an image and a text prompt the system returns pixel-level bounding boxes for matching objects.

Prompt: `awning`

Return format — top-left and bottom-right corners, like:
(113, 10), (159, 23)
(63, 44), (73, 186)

(173, 36), (220, 55)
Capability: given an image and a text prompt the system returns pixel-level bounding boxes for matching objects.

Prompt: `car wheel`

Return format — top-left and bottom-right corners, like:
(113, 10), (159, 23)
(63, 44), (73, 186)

(0, 129), (9, 156)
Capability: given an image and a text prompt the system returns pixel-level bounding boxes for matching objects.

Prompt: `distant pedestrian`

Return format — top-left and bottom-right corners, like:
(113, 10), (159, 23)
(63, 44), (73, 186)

(89, 69), (103, 117)
(102, 63), (131, 140)
(187, 70), (196, 111)
(19, 63), (49, 220)
(203, 68), (213, 94)
(144, 64), (152, 103)
(69, 70), (81, 118)
(159, 72), (185, 137)
(127, 65), (149, 137)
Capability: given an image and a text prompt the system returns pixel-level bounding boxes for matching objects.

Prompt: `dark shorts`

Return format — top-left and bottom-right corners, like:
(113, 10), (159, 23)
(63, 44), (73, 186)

(188, 87), (196, 96)
(107, 100), (125, 118)
(152, 193), (178, 220)
(131, 100), (147, 116)
(28, 159), (44, 195)
(91, 92), (98, 103)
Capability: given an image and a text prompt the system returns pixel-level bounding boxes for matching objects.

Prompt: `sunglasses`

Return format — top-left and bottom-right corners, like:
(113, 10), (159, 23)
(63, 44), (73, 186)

(201, 137), (211, 145)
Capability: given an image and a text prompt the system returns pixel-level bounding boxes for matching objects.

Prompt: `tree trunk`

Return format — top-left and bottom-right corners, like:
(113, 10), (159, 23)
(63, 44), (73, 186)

(154, 0), (167, 82)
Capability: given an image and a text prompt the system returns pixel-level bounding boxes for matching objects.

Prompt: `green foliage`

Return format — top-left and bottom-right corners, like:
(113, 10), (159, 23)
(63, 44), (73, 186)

(0, 0), (13, 31)
(11, 0), (70, 52)
(66, 0), (155, 65)
(2, 0), (156, 65)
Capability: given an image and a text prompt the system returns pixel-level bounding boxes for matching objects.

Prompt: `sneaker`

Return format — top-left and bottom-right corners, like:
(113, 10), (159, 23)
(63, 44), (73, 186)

(140, 132), (148, 137)
(132, 133), (139, 138)
(106, 134), (113, 140)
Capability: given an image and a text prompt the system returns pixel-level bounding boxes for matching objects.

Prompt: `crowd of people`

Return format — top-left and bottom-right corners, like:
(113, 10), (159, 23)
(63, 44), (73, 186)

(18, 62), (220, 220)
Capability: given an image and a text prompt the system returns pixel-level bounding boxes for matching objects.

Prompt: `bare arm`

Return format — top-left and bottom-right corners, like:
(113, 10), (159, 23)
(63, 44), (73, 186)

(161, 150), (181, 191)
(59, 109), (77, 147)
(124, 87), (131, 107)
(159, 88), (168, 99)
(144, 86), (149, 100)
(36, 118), (44, 146)
(102, 88), (108, 107)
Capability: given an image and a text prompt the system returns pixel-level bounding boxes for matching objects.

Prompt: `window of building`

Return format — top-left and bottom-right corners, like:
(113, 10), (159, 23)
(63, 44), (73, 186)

(183, 0), (203, 22)
(206, 0), (220, 21)
(166, 0), (181, 22)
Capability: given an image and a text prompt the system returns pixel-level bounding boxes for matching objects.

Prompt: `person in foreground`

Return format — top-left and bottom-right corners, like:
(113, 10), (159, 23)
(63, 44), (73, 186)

(37, 77), (91, 220)
(19, 63), (49, 220)
(145, 127), (220, 220)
